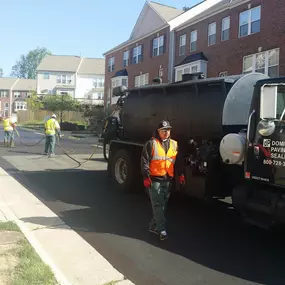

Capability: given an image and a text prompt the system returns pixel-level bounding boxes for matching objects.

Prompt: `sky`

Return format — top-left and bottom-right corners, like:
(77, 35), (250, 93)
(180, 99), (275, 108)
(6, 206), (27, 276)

(0, 0), (201, 77)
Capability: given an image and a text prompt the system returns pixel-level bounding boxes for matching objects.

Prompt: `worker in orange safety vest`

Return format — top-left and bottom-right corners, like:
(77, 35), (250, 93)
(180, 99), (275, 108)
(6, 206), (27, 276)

(141, 120), (185, 240)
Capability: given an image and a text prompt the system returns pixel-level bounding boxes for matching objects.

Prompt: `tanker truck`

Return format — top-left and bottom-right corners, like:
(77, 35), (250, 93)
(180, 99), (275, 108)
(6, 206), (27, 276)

(101, 72), (285, 229)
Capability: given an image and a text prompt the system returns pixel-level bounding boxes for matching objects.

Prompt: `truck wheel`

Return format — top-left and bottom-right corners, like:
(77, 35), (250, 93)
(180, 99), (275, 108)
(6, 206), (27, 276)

(103, 141), (110, 162)
(111, 149), (134, 192)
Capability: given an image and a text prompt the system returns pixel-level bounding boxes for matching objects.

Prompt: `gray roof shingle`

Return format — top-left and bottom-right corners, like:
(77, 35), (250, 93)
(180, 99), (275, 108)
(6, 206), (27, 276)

(13, 79), (36, 91)
(77, 58), (105, 75)
(149, 1), (184, 22)
(37, 55), (82, 72)
(0, 78), (17, 90)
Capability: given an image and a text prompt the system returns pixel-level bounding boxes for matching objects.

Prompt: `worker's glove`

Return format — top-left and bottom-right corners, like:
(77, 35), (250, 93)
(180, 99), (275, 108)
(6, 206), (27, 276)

(143, 177), (152, 188)
(179, 174), (185, 186)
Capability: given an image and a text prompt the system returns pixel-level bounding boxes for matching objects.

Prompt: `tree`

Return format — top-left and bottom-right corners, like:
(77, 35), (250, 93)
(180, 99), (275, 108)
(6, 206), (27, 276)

(11, 47), (51, 79)
(183, 6), (191, 11)
(0, 68), (3, 77)
(43, 94), (81, 123)
(82, 104), (105, 132)
(26, 90), (43, 111)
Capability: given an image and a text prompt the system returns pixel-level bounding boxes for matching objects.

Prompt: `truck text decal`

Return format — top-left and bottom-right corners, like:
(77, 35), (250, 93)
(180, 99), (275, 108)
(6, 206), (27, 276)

(262, 139), (285, 166)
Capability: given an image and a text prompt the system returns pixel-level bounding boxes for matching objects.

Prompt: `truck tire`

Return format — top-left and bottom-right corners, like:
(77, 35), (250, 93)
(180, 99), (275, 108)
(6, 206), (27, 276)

(111, 148), (135, 192)
(103, 141), (110, 162)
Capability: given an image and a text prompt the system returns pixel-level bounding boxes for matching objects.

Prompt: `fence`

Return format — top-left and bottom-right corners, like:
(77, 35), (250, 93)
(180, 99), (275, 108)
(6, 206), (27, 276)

(17, 110), (85, 123)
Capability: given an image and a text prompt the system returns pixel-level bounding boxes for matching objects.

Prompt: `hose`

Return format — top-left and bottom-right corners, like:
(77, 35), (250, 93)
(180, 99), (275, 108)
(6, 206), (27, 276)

(14, 128), (101, 168)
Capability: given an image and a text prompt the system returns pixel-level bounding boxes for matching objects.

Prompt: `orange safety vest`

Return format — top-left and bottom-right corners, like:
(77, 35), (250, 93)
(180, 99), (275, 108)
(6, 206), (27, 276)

(149, 138), (178, 177)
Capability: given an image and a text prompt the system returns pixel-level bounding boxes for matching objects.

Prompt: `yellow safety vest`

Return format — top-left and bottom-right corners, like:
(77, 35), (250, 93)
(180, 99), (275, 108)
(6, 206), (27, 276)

(3, 118), (13, 131)
(149, 138), (178, 177)
(45, 118), (57, 135)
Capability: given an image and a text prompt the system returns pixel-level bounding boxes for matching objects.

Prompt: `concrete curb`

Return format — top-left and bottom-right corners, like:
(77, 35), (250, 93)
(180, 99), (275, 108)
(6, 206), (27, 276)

(0, 167), (134, 285)
(0, 192), (71, 285)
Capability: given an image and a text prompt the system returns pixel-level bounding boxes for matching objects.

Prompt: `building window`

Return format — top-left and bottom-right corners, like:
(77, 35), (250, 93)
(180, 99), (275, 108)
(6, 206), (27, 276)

(92, 92), (104, 100)
(43, 72), (50, 79)
(208, 22), (216, 46)
(14, 92), (20, 98)
(190, 30), (197, 52)
(134, 73), (149, 87)
(0, 91), (8, 97)
(221, 17), (230, 41)
(239, 6), (261, 38)
(56, 74), (72, 84)
(153, 35), (164, 57)
(132, 45), (142, 64)
(243, 48), (279, 78)
(93, 78), (104, 88)
(123, 51), (129, 67)
(108, 57), (115, 72)
(122, 78), (128, 86)
(179, 34), (186, 56)
(15, 102), (27, 111)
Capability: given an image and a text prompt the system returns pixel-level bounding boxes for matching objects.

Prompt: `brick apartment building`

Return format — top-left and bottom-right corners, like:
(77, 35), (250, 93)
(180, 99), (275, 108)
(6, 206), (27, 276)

(174, 0), (285, 81)
(103, 1), (184, 107)
(0, 78), (36, 117)
(103, 0), (223, 108)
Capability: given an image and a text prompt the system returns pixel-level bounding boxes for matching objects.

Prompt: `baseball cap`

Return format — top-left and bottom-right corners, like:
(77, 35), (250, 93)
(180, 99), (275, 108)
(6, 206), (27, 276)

(157, 120), (172, 130)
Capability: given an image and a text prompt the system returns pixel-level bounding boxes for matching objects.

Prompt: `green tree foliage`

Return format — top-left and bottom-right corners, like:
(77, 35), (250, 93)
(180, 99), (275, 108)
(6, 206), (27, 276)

(0, 68), (3, 77)
(42, 94), (81, 123)
(26, 91), (43, 111)
(11, 47), (51, 79)
(183, 6), (191, 11)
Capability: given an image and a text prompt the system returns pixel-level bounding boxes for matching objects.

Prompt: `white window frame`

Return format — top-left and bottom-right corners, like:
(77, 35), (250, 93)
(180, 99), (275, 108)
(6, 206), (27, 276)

(221, 16), (230, 41)
(123, 50), (129, 67)
(208, 22), (216, 46)
(56, 74), (72, 84)
(174, 60), (207, 82)
(239, 5), (261, 38)
(242, 48), (280, 77)
(108, 57), (115, 72)
(179, 34), (186, 56)
(0, 91), (8, 97)
(134, 73), (149, 87)
(43, 72), (50, 79)
(190, 30), (197, 52)
(15, 101), (27, 111)
(93, 77), (104, 88)
(132, 45), (142, 64)
(14, 91), (20, 98)
(153, 35), (164, 57)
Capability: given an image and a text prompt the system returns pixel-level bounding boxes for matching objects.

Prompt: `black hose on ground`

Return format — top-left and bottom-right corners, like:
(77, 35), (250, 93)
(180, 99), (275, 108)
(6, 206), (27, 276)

(13, 128), (101, 168)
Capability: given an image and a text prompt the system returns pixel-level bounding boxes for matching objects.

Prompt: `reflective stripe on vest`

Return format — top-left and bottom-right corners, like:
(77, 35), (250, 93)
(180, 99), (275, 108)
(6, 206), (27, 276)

(45, 118), (56, 135)
(3, 119), (13, 131)
(149, 138), (178, 177)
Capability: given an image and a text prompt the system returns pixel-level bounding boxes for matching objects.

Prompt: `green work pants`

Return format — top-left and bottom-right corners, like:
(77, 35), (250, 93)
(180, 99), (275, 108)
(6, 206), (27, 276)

(4, 130), (15, 147)
(148, 180), (171, 232)
(44, 135), (56, 154)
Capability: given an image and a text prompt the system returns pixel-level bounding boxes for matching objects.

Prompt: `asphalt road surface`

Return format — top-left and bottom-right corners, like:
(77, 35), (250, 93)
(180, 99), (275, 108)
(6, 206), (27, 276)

(1, 126), (285, 285)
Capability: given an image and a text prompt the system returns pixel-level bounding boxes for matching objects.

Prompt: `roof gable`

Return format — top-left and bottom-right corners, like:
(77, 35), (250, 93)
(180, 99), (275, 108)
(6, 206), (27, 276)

(129, 1), (183, 41)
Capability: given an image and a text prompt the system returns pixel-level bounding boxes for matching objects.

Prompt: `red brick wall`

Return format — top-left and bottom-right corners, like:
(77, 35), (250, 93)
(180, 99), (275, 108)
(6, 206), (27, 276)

(104, 26), (170, 106)
(175, 0), (285, 78)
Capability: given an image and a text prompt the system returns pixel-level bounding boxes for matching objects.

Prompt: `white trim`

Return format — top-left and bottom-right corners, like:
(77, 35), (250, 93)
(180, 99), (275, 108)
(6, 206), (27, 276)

(174, 60), (207, 81)
(103, 24), (168, 56)
(175, 0), (250, 32)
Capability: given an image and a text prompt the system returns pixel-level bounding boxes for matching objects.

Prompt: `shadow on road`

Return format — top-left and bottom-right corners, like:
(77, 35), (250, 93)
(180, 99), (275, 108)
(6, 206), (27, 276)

(8, 168), (285, 285)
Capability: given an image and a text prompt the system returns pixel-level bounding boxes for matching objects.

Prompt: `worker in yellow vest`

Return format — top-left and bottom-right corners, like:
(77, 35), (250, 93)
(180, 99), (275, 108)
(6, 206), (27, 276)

(141, 120), (185, 240)
(3, 116), (16, 147)
(44, 114), (61, 157)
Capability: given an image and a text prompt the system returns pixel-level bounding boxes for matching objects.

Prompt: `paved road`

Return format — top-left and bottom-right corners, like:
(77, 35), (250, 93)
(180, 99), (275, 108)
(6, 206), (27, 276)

(1, 126), (285, 285)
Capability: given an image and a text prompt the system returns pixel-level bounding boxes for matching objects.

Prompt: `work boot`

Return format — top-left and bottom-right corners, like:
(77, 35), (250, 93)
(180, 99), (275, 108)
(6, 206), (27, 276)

(149, 224), (158, 235)
(49, 153), (56, 158)
(159, 231), (168, 241)
(4, 140), (8, 147)
(10, 140), (15, 148)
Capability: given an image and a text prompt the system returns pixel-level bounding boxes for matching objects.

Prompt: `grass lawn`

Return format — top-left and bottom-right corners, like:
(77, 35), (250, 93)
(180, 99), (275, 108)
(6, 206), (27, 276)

(0, 221), (58, 285)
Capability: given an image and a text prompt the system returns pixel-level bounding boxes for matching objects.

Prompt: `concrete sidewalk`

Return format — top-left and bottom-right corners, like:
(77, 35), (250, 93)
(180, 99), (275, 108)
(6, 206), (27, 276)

(0, 167), (134, 285)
